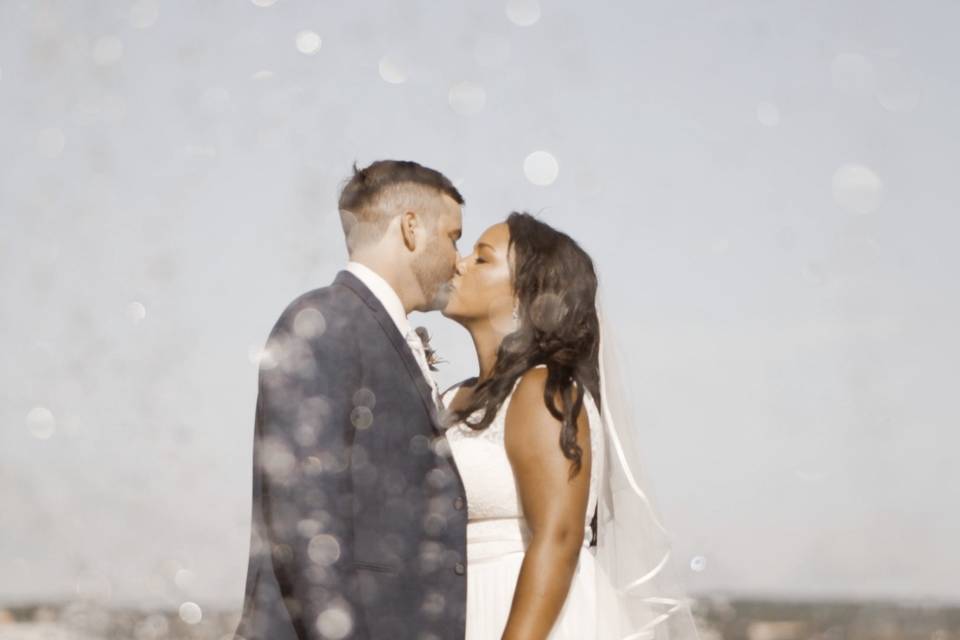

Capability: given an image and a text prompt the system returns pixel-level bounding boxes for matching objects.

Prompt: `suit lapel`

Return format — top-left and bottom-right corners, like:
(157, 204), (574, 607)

(334, 270), (443, 431)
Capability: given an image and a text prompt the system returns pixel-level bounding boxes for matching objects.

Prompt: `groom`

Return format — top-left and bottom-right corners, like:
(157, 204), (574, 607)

(234, 160), (468, 640)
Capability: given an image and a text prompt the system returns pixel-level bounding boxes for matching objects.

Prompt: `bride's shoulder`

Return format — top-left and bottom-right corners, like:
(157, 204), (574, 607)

(505, 365), (551, 415)
(507, 365), (593, 426)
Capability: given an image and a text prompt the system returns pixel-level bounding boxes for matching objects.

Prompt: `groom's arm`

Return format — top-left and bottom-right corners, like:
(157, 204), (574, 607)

(241, 297), (368, 639)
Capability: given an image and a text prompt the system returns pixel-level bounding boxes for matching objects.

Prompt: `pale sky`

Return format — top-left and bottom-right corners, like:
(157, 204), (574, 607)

(1, 0), (957, 611)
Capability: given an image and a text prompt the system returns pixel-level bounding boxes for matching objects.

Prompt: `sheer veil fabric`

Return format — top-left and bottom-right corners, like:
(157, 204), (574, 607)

(592, 290), (702, 640)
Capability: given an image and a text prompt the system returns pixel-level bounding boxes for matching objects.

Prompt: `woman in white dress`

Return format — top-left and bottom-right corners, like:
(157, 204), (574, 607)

(439, 212), (606, 639)
(438, 212), (702, 640)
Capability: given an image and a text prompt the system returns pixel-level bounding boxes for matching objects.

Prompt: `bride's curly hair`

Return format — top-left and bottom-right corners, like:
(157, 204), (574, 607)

(450, 211), (601, 479)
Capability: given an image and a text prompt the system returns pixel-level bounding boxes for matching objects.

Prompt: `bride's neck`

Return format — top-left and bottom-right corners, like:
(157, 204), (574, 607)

(465, 321), (505, 384)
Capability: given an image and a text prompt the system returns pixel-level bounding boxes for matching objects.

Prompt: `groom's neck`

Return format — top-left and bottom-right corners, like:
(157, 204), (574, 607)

(348, 254), (420, 314)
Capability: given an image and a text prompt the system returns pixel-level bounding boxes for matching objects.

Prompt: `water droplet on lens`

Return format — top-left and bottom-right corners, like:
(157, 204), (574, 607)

(27, 407), (56, 439)
(352, 388), (376, 408)
(308, 534), (341, 566)
(350, 406), (374, 430)
(523, 151), (559, 186)
(174, 568), (195, 590)
(296, 30), (322, 55)
(690, 555), (707, 572)
(832, 163), (883, 214)
(129, 0), (159, 28)
(506, 0), (541, 26)
(316, 602), (353, 639)
(294, 307), (326, 338)
(126, 301), (147, 324)
(756, 101), (780, 127)
(178, 602), (202, 624)
(448, 82), (486, 116)
(378, 56), (407, 84)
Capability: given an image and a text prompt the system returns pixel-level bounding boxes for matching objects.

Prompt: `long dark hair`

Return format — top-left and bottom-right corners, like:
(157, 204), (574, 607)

(450, 212), (601, 479)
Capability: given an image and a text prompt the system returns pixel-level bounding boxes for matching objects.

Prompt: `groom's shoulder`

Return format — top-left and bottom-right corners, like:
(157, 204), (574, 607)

(269, 279), (362, 340)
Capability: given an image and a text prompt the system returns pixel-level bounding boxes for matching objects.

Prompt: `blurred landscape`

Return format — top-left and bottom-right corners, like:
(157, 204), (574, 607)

(1, 597), (958, 640)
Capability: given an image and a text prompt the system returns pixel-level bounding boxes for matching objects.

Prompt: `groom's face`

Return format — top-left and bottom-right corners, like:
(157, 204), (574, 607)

(411, 192), (463, 311)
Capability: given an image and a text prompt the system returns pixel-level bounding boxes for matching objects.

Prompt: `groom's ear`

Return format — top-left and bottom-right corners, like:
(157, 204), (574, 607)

(399, 210), (419, 252)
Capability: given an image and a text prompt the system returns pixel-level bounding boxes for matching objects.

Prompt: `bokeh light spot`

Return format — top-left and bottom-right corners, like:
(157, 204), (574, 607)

(293, 307), (326, 338)
(129, 1), (159, 29)
(316, 602), (353, 639)
(126, 301), (147, 324)
(378, 56), (407, 84)
(27, 407), (56, 440)
(296, 30), (322, 55)
(448, 82), (486, 116)
(523, 150), (559, 186)
(756, 101), (780, 127)
(506, 0), (541, 26)
(832, 163), (883, 214)
(178, 602), (202, 624)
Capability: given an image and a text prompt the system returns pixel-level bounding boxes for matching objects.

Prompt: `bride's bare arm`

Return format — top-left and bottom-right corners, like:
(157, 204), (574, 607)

(501, 367), (592, 640)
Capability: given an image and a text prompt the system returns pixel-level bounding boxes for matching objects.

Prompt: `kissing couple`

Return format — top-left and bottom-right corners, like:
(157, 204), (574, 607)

(233, 160), (700, 640)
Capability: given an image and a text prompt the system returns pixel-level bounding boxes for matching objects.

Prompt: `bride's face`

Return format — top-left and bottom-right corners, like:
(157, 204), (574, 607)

(441, 222), (516, 331)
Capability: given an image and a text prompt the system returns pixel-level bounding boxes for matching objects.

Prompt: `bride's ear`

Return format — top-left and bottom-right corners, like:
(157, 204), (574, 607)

(399, 211), (419, 251)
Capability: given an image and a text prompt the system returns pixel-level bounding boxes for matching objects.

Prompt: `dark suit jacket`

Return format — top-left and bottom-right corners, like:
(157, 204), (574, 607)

(234, 270), (468, 640)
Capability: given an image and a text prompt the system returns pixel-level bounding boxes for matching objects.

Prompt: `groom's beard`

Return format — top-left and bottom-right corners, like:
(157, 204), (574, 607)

(428, 280), (454, 311)
(412, 238), (454, 311)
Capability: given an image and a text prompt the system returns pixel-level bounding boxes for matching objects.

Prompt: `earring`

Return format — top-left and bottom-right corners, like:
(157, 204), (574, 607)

(511, 304), (519, 320)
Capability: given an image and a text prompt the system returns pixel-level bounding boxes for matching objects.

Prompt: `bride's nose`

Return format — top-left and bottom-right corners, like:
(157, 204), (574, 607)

(455, 255), (468, 275)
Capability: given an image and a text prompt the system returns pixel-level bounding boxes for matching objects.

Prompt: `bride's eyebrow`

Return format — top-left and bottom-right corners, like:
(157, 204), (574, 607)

(476, 241), (495, 253)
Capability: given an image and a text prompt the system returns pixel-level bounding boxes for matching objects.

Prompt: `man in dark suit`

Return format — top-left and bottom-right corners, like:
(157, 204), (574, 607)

(234, 160), (468, 640)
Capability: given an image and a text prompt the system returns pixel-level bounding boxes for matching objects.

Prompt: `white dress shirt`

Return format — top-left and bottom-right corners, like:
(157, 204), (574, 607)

(345, 261), (442, 408)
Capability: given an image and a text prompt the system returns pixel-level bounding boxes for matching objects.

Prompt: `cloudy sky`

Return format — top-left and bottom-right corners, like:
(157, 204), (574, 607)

(1, 0), (957, 612)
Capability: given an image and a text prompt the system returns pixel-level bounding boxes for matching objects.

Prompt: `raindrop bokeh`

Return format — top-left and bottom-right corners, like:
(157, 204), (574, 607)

(178, 601), (202, 625)
(757, 101), (780, 127)
(523, 150), (559, 186)
(378, 56), (407, 84)
(27, 407), (56, 440)
(448, 82), (486, 116)
(295, 30), (322, 55)
(506, 0), (541, 26)
(832, 163), (883, 214)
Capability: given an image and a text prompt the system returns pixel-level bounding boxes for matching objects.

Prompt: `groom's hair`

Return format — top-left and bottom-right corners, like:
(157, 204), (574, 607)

(337, 160), (464, 253)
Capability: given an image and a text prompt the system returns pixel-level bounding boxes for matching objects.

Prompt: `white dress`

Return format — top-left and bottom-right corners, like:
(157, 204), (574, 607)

(441, 369), (605, 639)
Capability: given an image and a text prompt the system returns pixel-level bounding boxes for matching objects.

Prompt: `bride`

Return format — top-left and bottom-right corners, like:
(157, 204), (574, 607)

(439, 212), (701, 639)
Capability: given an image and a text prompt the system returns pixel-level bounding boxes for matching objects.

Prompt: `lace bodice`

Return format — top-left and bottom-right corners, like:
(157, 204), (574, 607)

(440, 369), (605, 546)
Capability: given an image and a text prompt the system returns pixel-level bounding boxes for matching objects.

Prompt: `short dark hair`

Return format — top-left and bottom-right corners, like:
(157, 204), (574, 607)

(337, 160), (464, 252)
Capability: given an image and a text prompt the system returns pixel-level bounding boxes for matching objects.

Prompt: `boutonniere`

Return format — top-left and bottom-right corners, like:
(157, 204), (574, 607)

(414, 325), (446, 371)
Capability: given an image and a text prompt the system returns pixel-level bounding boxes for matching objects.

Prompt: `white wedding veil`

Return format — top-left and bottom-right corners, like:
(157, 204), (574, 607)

(591, 290), (702, 640)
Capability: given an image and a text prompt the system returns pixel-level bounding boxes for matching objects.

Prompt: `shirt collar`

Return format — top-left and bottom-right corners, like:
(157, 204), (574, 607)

(344, 261), (413, 338)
